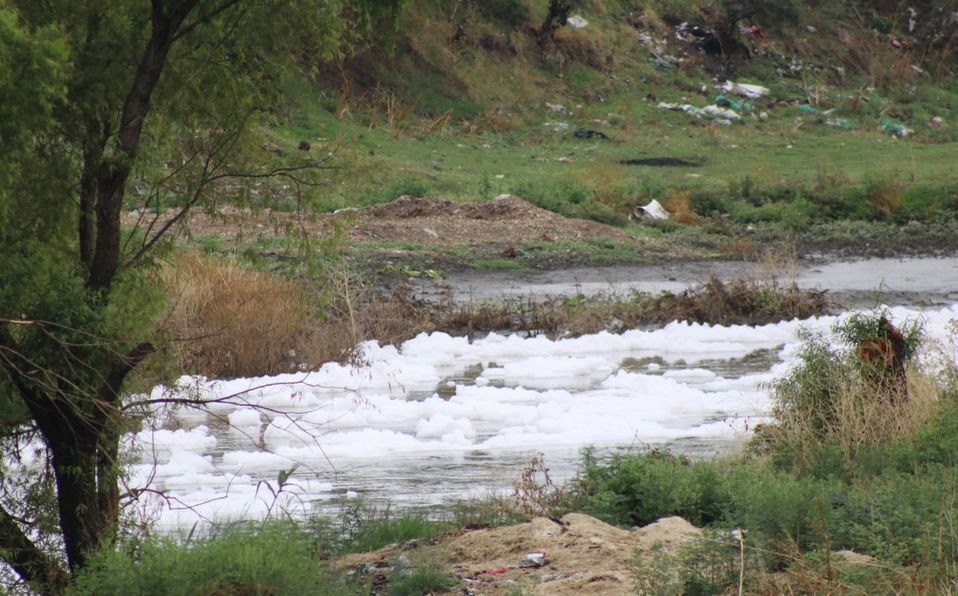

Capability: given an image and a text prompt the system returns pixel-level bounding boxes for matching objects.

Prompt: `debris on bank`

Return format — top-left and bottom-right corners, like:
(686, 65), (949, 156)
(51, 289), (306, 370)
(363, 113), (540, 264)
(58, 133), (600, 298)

(338, 514), (704, 595)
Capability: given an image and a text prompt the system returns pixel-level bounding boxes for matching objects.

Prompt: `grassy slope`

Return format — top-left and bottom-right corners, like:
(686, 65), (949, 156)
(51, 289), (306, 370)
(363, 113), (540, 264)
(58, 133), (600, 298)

(267, 0), (958, 235)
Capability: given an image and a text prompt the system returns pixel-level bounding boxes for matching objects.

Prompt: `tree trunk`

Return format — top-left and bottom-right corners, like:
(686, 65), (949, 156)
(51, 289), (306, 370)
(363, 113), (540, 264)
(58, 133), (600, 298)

(540, 0), (574, 42)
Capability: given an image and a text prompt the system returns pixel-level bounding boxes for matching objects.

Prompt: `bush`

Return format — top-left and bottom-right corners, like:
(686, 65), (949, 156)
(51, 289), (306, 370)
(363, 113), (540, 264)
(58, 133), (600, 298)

(579, 449), (733, 527)
(478, 0), (530, 28)
(770, 311), (932, 469)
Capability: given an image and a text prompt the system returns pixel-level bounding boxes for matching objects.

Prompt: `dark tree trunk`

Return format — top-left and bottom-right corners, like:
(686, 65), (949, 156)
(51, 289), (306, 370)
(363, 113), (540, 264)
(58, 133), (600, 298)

(540, 0), (574, 42)
(87, 0), (196, 290)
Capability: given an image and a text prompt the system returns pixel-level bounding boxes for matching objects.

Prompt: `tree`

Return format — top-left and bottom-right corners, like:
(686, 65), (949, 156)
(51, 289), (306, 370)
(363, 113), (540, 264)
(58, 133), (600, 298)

(0, 1), (403, 591)
(539, 0), (582, 42)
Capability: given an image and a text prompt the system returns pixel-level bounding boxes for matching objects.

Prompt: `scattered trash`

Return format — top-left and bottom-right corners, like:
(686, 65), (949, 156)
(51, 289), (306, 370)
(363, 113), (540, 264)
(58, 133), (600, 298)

(826, 118), (854, 129)
(544, 121), (569, 133)
(519, 552), (549, 568)
(741, 24), (763, 37)
(881, 119), (913, 137)
(556, 156), (575, 163)
(648, 52), (681, 70)
(484, 567), (510, 575)
(545, 102), (567, 114)
(798, 105), (817, 113)
(701, 105), (740, 120)
(567, 15), (588, 29)
(619, 157), (704, 167)
(675, 22), (721, 54)
(714, 95), (752, 111)
(931, 116), (947, 128)
(657, 102), (739, 121)
(629, 199), (670, 221)
(721, 81), (769, 99)
(574, 128), (609, 139)
(713, 118), (733, 126)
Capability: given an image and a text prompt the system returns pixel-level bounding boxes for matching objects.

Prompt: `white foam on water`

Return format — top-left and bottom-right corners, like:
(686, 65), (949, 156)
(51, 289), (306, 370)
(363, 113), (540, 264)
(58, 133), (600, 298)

(121, 305), (958, 532)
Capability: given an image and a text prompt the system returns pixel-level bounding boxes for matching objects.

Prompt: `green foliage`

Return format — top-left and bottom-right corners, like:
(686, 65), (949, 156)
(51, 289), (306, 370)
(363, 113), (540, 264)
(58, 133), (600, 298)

(578, 449), (733, 527)
(72, 522), (346, 595)
(478, 0), (531, 27)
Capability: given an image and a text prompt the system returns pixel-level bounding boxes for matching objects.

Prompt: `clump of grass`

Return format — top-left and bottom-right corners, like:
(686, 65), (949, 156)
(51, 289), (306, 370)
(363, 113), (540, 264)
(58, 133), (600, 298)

(864, 176), (903, 217)
(388, 560), (458, 596)
(312, 499), (451, 557)
(73, 522), (346, 595)
(635, 275), (832, 327)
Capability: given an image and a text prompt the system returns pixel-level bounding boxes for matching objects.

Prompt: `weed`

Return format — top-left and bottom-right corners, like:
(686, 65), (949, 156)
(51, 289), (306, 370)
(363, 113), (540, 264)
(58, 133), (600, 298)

(388, 560), (458, 596)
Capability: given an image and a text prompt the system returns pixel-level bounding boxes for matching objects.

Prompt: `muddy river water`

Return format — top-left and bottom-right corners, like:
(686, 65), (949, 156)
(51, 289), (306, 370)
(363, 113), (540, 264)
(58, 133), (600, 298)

(412, 256), (958, 308)
(131, 257), (958, 531)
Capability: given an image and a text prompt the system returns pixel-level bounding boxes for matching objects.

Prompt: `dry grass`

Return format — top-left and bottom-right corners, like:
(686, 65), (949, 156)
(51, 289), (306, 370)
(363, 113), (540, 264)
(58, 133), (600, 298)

(161, 254), (338, 378)
(775, 366), (941, 465)
(865, 177), (903, 217)
(161, 255), (446, 378)
(662, 191), (700, 225)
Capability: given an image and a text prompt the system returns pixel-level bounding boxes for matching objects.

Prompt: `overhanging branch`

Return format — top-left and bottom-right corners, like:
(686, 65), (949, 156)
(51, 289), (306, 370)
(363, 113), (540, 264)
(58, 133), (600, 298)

(0, 504), (70, 594)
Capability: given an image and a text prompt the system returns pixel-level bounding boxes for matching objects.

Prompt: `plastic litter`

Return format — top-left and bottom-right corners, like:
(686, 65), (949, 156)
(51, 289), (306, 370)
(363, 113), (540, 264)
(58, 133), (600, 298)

(881, 119), (912, 137)
(519, 552), (549, 568)
(931, 116), (946, 128)
(633, 199), (670, 221)
(826, 118), (854, 129)
(567, 15), (588, 29)
(721, 81), (769, 99)
(714, 95), (752, 111)
(798, 105), (817, 113)
(484, 566), (510, 574)
(701, 105), (740, 120)
(657, 102), (739, 121)
(574, 128), (609, 139)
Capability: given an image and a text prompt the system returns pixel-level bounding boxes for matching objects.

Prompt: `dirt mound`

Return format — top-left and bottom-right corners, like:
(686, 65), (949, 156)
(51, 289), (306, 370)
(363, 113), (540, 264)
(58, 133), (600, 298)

(337, 514), (702, 595)
(348, 194), (636, 246)
(366, 195), (544, 221)
(366, 195), (459, 218)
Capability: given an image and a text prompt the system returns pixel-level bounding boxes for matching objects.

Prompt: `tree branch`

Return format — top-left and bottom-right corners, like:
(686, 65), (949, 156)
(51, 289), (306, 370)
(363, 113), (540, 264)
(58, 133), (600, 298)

(0, 503), (70, 594)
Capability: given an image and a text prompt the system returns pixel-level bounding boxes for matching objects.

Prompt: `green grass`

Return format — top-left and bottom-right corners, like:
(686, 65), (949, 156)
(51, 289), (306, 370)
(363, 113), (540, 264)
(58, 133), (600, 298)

(253, 0), (958, 248)
(72, 522), (349, 595)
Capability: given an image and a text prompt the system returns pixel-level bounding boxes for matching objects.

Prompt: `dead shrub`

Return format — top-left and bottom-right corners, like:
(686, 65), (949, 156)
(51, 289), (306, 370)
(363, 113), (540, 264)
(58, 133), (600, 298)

(662, 191), (701, 225)
(161, 254), (335, 378)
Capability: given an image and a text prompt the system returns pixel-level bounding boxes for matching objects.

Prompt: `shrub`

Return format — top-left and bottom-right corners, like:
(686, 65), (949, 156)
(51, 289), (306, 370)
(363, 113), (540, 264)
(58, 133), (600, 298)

(770, 311), (933, 468)
(479, 0), (531, 28)
(578, 449), (733, 527)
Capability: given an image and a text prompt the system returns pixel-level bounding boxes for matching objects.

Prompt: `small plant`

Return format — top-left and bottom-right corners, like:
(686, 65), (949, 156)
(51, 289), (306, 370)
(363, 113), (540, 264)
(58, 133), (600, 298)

(388, 560), (458, 596)
(511, 453), (574, 519)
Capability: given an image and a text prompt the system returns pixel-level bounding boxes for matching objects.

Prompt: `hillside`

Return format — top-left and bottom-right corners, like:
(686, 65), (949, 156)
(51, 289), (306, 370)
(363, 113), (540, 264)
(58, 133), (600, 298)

(179, 0), (949, 269)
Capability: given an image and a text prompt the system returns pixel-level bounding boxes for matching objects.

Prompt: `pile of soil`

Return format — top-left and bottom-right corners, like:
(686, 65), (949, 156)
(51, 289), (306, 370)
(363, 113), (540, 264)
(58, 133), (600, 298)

(336, 513), (702, 595)
(354, 194), (637, 246)
(121, 194), (642, 249)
